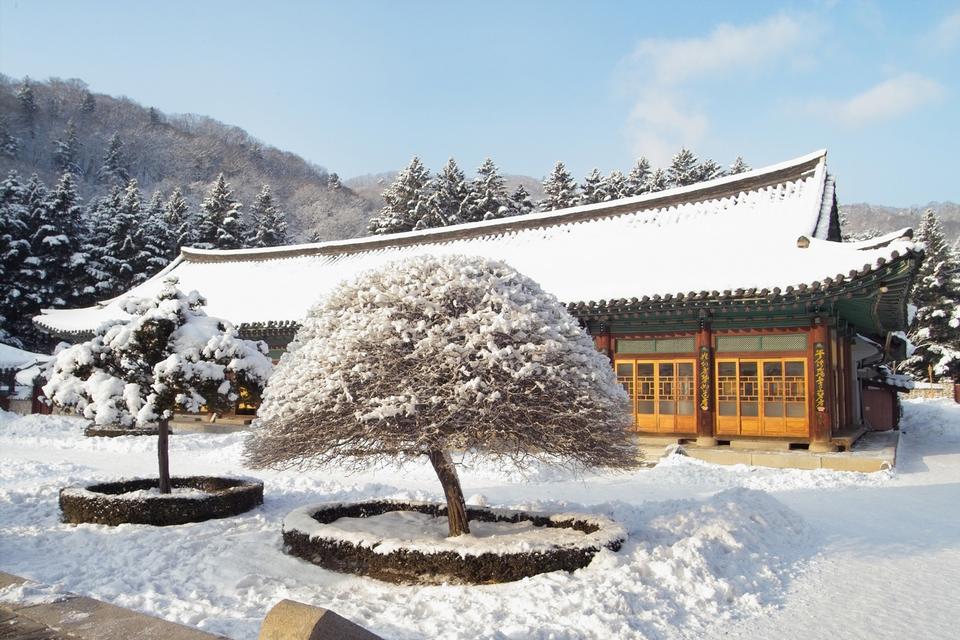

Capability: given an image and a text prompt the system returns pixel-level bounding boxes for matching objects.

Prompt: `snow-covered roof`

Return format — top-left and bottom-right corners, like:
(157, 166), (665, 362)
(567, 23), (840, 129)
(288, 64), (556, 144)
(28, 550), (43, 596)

(0, 343), (51, 372)
(34, 149), (920, 337)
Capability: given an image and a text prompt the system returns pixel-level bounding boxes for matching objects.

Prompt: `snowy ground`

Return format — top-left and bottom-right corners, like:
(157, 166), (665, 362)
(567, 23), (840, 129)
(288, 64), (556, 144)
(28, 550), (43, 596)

(1, 398), (958, 640)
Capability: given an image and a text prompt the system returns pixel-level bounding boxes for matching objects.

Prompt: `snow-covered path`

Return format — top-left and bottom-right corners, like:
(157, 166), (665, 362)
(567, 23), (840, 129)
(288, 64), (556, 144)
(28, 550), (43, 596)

(1, 399), (958, 639)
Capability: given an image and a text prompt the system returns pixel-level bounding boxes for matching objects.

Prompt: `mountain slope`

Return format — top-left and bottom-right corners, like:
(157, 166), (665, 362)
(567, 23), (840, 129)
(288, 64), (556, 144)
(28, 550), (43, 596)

(0, 76), (373, 241)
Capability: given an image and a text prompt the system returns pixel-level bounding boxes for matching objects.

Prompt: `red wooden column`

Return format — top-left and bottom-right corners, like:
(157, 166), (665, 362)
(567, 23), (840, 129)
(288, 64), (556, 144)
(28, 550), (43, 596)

(809, 319), (838, 452)
(592, 322), (614, 361)
(694, 320), (717, 447)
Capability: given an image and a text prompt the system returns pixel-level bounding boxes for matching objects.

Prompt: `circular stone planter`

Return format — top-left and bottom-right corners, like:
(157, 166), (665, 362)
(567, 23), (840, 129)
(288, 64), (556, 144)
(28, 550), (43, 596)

(282, 500), (627, 585)
(59, 476), (264, 526)
(83, 426), (161, 438)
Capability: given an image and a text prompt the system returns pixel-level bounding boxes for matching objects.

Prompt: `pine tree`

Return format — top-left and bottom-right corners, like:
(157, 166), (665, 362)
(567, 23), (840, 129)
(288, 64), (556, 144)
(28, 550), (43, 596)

(905, 209), (960, 382)
(196, 173), (245, 249)
(142, 190), (174, 274)
(468, 158), (511, 221)
(247, 184), (288, 248)
(0, 171), (33, 345)
(97, 133), (129, 185)
(696, 158), (723, 182)
(98, 180), (150, 294)
(368, 157), (432, 235)
(626, 158), (651, 196)
(15, 80), (38, 137)
(667, 148), (699, 187)
(148, 107), (163, 126)
(645, 168), (669, 192)
(606, 170), (628, 200)
(0, 118), (21, 159)
(80, 90), (96, 114)
(419, 158), (470, 229)
(32, 172), (90, 308)
(509, 184), (534, 217)
(539, 161), (579, 211)
(728, 156), (750, 175)
(52, 119), (82, 174)
(579, 168), (608, 205)
(328, 173), (342, 190)
(164, 187), (194, 253)
(84, 186), (123, 298)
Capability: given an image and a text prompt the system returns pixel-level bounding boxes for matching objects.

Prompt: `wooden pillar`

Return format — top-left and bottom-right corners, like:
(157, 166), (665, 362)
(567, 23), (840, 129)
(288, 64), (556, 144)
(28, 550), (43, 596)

(592, 322), (614, 361)
(809, 319), (838, 452)
(694, 320), (717, 447)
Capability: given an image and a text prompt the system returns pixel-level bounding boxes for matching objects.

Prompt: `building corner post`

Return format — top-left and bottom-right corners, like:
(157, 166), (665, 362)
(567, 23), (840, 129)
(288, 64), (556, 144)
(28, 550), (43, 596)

(695, 317), (717, 447)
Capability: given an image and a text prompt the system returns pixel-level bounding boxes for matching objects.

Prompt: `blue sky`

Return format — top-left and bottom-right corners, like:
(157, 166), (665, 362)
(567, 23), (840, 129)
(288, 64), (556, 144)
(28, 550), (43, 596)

(1, 0), (957, 205)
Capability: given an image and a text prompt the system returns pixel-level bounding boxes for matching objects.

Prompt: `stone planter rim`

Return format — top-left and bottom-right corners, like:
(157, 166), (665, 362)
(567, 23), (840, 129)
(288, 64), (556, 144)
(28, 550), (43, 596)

(59, 475), (264, 526)
(281, 499), (627, 584)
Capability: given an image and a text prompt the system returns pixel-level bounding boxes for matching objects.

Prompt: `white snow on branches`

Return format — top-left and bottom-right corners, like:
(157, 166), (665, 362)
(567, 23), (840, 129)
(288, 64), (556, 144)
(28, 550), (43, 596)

(43, 277), (272, 428)
(246, 254), (636, 473)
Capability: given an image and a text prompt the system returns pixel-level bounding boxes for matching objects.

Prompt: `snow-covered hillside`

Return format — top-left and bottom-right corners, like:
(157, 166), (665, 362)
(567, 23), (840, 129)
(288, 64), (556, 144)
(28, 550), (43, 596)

(1, 399), (958, 639)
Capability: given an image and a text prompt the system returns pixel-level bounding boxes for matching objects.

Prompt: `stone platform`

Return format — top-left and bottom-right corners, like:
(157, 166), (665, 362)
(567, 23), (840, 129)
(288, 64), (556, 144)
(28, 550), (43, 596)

(637, 430), (899, 472)
(0, 572), (226, 640)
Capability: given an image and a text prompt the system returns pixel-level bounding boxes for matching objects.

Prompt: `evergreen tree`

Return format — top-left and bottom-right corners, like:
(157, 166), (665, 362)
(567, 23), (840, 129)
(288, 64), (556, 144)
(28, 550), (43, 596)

(97, 132), (129, 185)
(15, 80), (38, 137)
(728, 156), (750, 175)
(606, 170), (628, 200)
(468, 158), (511, 221)
(148, 107), (163, 126)
(539, 161), (579, 211)
(247, 184), (288, 248)
(0, 118), (20, 159)
(645, 168), (669, 192)
(579, 168), (608, 205)
(84, 186), (123, 298)
(196, 173), (244, 250)
(0, 171), (33, 345)
(626, 158), (651, 196)
(667, 148), (699, 187)
(696, 158), (723, 182)
(80, 90), (96, 114)
(328, 172), (342, 190)
(32, 172), (91, 308)
(367, 157), (432, 235)
(905, 209), (960, 382)
(509, 184), (535, 217)
(142, 190), (174, 274)
(52, 119), (82, 174)
(419, 158), (469, 229)
(99, 180), (150, 294)
(164, 187), (194, 253)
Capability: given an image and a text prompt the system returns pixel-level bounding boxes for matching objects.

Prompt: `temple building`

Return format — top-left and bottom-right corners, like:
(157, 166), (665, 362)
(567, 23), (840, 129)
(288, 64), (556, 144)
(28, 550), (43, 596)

(35, 150), (920, 452)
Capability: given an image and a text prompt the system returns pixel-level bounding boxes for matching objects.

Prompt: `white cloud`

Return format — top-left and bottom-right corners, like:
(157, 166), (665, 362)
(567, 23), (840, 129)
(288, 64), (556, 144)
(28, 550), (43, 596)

(627, 14), (809, 86)
(618, 14), (815, 164)
(818, 74), (944, 126)
(928, 10), (960, 51)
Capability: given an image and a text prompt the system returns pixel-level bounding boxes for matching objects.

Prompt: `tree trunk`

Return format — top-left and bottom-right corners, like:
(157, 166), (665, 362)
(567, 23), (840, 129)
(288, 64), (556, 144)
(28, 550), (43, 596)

(158, 418), (171, 494)
(428, 449), (470, 537)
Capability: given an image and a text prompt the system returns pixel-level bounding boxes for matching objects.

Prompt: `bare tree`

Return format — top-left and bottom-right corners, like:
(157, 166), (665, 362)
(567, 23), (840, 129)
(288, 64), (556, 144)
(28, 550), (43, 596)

(44, 278), (273, 493)
(245, 255), (638, 536)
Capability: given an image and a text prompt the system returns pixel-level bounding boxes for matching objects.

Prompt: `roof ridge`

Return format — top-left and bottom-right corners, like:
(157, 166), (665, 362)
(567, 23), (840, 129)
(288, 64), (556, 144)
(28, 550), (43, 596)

(181, 149), (828, 265)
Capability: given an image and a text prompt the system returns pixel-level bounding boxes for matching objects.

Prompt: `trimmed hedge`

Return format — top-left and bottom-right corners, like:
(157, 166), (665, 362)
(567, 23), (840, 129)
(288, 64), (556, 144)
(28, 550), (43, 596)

(59, 476), (263, 526)
(282, 500), (625, 585)
(83, 426), (160, 438)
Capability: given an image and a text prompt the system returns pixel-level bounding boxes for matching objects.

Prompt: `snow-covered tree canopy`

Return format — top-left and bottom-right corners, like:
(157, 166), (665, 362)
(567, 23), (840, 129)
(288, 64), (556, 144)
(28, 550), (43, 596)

(245, 254), (638, 473)
(44, 278), (273, 428)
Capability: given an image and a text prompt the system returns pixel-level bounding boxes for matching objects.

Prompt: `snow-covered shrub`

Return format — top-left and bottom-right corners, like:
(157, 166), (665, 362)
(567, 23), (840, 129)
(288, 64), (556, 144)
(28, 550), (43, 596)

(245, 255), (637, 536)
(44, 277), (273, 492)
